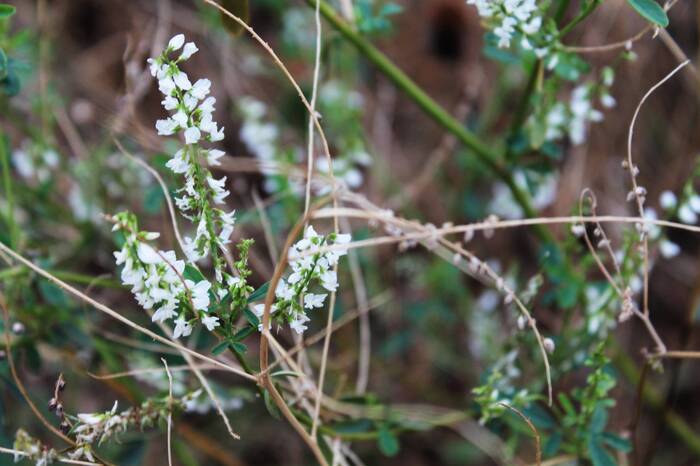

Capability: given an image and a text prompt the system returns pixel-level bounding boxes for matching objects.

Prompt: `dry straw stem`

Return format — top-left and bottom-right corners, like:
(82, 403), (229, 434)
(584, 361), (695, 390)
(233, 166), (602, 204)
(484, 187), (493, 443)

(626, 59), (689, 317)
(577, 190), (667, 353)
(258, 204), (330, 466)
(88, 364), (221, 381)
(563, 0), (680, 53)
(161, 358), (174, 466)
(113, 138), (186, 253)
(498, 403), (541, 466)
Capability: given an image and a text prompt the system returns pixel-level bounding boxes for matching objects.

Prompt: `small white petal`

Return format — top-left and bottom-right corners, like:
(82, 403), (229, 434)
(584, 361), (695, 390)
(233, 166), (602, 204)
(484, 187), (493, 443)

(168, 34), (185, 51)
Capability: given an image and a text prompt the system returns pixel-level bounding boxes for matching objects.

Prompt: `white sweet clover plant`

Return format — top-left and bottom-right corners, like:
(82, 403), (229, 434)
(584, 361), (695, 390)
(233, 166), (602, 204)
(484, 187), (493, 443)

(252, 225), (351, 334)
(112, 34), (353, 338)
(466, 1), (625, 148)
(147, 33), (232, 284)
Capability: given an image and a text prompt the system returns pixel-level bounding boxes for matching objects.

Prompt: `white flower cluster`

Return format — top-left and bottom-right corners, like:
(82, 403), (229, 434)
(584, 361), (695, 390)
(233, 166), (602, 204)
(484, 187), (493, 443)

(67, 392), (201, 462)
(148, 34), (233, 282)
(252, 226), (351, 334)
(467, 0), (542, 48)
(489, 169), (557, 219)
(657, 189), (700, 258)
(112, 212), (218, 338)
(13, 429), (57, 466)
(11, 141), (60, 183)
(239, 97), (280, 163)
(661, 189), (700, 225)
(541, 75), (614, 146)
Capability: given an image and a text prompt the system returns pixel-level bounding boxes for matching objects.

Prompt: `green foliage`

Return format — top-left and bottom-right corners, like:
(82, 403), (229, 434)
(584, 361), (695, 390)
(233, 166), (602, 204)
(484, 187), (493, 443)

(354, 0), (402, 35)
(0, 4), (15, 19)
(626, 0), (669, 27)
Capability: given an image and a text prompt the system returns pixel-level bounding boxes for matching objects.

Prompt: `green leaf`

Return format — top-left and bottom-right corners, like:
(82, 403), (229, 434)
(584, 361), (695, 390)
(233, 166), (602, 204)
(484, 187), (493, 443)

(233, 325), (255, 341)
(626, 0), (669, 27)
(211, 340), (230, 355)
(143, 184), (164, 214)
(247, 281), (270, 302)
(183, 264), (206, 283)
(543, 432), (562, 457)
(588, 435), (617, 466)
(329, 419), (373, 434)
(602, 432), (632, 452)
(0, 68), (20, 97)
(219, 0), (249, 37)
(243, 307), (259, 327)
(262, 388), (281, 419)
(377, 425), (400, 457)
(590, 406), (609, 433)
(231, 341), (247, 354)
(0, 4), (16, 18)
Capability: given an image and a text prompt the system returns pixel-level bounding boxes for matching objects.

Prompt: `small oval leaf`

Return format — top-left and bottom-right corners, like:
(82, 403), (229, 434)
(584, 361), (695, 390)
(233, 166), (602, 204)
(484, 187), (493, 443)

(627, 0), (669, 27)
(0, 4), (16, 19)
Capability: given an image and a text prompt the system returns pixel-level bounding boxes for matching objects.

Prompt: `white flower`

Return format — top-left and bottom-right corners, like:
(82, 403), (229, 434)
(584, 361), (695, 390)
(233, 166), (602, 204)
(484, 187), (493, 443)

(252, 303), (277, 318)
(190, 79), (211, 100)
(152, 302), (177, 323)
(320, 270), (338, 292)
(659, 239), (680, 258)
(189, 280), (212, 310)
(289, 313), (310, 334)
(206, 175), (229, 204)
(173, 316), (193, 338)
(136, 243), (161, 264)
(200, 96), (216, 114)
(207, 149), (225, 166)
(156, 118), (178, 136)
(304, 293), (326, 309)
(679, 204), (697, 224)
(689, 194), (700, 213)
(161, 95), (179, 111)
(184, 126), (201, 144)
(168, 34), (185, 51)
(209, 125), (225, 142)
(601, 94), (616, 108)
(659, 190), (677, 210)
(158, 76), (176, 95)
(166, 149), (189, 174)
(180, 42), (198, 60)
(173, 72), (192, 91)
(172, 110), (189, 127)
(201, 314), (220, 331)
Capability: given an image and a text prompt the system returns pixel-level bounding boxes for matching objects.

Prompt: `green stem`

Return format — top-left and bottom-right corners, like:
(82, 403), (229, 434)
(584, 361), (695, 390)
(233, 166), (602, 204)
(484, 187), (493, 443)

(0, 131), (18, 248)
(309, 0), (553, 240)
(557, 0), (602, 39)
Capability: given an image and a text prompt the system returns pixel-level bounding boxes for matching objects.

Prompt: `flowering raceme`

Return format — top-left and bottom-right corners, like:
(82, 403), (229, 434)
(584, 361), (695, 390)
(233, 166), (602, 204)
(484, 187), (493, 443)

(467, 0), (542, 49)
(148, 34), (233, 283)
(252, 226), (351, 334)
(112, 212), (218, 338)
